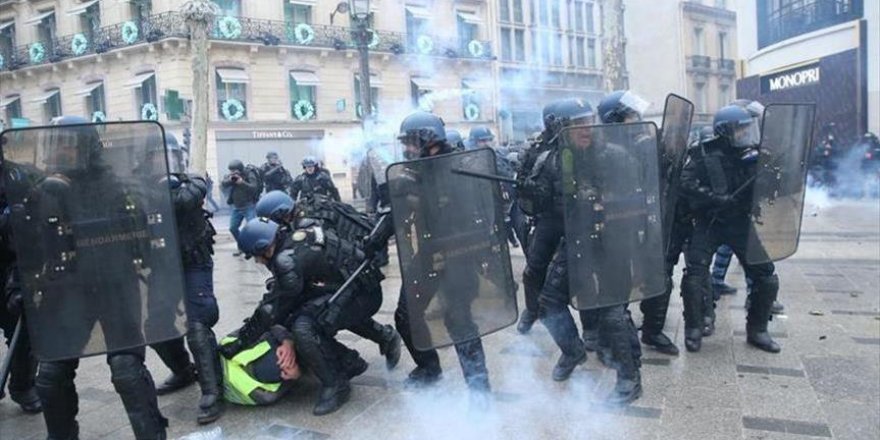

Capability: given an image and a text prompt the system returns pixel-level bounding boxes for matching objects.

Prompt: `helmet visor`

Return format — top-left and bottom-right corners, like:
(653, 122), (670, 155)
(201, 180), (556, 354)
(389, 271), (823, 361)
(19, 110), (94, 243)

(41, 131), (86, 173)
(619, 91), (651, 118)
(732, 119), (761, 148)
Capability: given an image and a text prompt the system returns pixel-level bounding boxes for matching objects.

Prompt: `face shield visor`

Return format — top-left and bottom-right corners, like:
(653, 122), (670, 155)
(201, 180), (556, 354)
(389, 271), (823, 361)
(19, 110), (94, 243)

(618, 91), (651, 122)
(731, 119), (761, 149)
(41, 130), (87, 174)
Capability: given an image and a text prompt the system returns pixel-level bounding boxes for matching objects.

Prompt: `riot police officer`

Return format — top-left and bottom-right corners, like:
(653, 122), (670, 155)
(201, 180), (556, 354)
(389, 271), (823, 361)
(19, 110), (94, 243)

(679, 105), (782, 353)
(25, 116), (169, 439)
(145, 134), (224, 424)
(364, 112), (492, 402)
(255, 190), (402, 370)
(446, 129), (466, 151)
(228, 218), (384, 415)
(290, 156), (340, 201)
(260, 151), (294, 193)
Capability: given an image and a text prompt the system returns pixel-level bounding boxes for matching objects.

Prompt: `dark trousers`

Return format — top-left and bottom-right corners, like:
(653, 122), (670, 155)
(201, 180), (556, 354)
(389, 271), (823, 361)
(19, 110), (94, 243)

(522, 215), (564, 314)
(639, 219), (692, 335)
(0, 308), (37, 396)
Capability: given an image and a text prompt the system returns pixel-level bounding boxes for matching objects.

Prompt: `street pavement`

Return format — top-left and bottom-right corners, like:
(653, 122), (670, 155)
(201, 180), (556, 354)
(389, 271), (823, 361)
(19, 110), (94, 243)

(1, 195), (878, 440)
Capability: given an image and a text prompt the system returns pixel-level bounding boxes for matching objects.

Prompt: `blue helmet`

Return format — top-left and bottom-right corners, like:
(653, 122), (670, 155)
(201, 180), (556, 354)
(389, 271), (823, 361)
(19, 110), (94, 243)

(398, 111), (447, 156)
(44, 115), (101, 173)
(597, 90), (649, 124)
(446, 129), (465, 150)
(238, 219), (280, 257)
(468, 126), (495, 142)
(713, 105), (760, 149)
(256, 190), (295, 224)
(301, 156), (318, 168)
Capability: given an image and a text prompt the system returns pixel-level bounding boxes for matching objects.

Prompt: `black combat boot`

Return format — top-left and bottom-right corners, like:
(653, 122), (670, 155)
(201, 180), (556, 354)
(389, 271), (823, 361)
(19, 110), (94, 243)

(746, 276), (781, 353)
(543, 310), (587, 381)
(36, 360), (81, 440)
(702, 316), (716, 337)
(684, 328), (703, 352)
(108, 353), (169, 440)
(295, 319), (352, 415)
(9, 387), (42, 413)
(516, 309), (539, 334)
(640, 332), (680, 356)
(187, 323), (225, 424)
(607, 372), (643, 405)
(604, 308), (643, 405)
(378, 324), (402, 370)
(151, 338), (196, 396)
(332, 340), (368, 379)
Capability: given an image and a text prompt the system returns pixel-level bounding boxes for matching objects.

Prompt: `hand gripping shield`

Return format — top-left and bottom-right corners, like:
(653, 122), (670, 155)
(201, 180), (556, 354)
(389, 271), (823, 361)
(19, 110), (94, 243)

(745, 103), (816, 264)
(659, 94), (695, 255)
(386, 148), (518, 350)
(0, 121), (187, 361)
(559, 122), (666, 310)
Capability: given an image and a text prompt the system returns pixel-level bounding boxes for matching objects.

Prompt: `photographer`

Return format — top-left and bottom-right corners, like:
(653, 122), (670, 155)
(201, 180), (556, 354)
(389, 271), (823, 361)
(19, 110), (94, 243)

(221, 160), (260, 256)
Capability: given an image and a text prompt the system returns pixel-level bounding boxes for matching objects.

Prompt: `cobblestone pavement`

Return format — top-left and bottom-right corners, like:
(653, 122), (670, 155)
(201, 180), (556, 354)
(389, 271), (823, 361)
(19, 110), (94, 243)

(2, 197), (878, 440)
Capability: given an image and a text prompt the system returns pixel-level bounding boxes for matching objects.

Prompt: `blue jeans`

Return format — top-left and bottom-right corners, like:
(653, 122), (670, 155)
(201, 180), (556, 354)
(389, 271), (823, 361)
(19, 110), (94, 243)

(230, 205), (256, 251)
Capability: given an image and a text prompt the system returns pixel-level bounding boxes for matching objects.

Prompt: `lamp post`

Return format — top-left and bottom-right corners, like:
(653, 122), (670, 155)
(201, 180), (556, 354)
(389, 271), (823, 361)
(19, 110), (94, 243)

(345, 0), (373, 129)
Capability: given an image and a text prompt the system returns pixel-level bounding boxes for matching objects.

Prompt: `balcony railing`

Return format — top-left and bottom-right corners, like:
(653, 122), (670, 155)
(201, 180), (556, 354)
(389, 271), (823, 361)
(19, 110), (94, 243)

(758, 0), (863, 49)
(1, 13), (492, 72)
(687, 55), (711, 71)
(717, 58), (735, 72)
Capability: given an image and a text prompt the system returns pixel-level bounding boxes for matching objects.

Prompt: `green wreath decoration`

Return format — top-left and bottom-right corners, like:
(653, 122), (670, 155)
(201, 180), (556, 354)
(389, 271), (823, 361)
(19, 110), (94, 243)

(293, 100), (315, 121)
(222, 99), (246, 121)
(294, 23), (315, 45)
(218, 16), (242, 39)
(356, 103), (377, 118)
(416, 35), (433, 54)
(141, 103), (158, 121)
(92, 110), (106, 123)
(71, 33), (89, 56)
(368, 29), (380, 49)
(29, 43), (46, 63)
(467, 40), (484, 58)
(464, 103), (480, 121)
(122, 21), (140, 44)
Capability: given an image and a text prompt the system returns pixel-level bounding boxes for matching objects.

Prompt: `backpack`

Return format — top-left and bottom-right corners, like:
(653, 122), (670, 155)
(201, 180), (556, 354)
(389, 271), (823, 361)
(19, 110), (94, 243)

(245, 164), (264, 199)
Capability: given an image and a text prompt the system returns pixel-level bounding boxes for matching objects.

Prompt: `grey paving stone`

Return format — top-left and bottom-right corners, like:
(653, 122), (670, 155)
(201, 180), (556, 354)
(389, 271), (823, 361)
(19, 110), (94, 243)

(802, 355), (880, 405)
(742, 416), (831, 438)
(736, 364), (805, 378)
(738, 375), (826, 423)
(850, 337), (880, 345)
(821, 398), (880, 440)
(642, 358), (672, 366)
(659, 406), (742, 440)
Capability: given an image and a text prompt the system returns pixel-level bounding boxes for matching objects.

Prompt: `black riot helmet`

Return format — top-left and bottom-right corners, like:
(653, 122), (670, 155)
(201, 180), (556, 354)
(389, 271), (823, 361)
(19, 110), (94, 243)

(713, 105), (761, 149)
(446, 129), (466, 151)
(43, 115), (102, 174)
(542, 98), (595, 142)
(397, 111), (447, 158)
(597, 90), (650, 124)
(228, 159), (245, 173)
(468, 126), (495, 150)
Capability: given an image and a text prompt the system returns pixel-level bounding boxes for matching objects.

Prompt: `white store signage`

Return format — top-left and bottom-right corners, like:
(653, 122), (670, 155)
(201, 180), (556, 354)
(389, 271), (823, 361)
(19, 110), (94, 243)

(763, 64), (821, 93)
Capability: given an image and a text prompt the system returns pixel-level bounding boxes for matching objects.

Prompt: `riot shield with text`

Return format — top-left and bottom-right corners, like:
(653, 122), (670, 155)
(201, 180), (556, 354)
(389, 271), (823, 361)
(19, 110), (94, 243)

(0, 122), (187, 361)
(559, 122), (666, 310)
(745, 103), (816, 264)
(386, 148), (518, 350)
(659, 94), (694, 254)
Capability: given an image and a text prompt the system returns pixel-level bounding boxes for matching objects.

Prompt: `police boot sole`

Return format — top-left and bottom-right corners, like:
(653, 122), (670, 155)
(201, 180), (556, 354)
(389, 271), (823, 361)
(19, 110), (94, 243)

(10, 391), (43, 414)
(552, 351), (587, 382)
(196, 400), (225, 425)
(404, 372), (442, 389)
(346, 359), (369, 379)
(517, 315), (538, 334)
(640, 334), (680, 356)
(313, 385), (351, 416)
(747, 336), (781, 354)
(381, 331), (403, 370)
(606, 383), (643, 406)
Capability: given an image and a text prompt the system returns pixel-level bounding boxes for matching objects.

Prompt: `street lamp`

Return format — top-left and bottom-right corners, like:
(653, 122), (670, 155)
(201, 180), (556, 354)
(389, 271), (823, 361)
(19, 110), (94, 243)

(342, 0), (373, 128)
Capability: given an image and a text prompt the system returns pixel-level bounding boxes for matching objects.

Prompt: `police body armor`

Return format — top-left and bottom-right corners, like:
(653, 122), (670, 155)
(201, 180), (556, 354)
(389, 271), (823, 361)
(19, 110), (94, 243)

(173, 173), (216, 268)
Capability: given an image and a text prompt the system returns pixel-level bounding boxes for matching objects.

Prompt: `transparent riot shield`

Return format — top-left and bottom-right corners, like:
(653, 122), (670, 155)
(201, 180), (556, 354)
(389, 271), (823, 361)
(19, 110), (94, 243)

(745, 103), (816, 264)
(386, 148), (518, 350)
(559, 122), (666, 310)
(659, 94), (695, 254)
(0, 121), (187, 361)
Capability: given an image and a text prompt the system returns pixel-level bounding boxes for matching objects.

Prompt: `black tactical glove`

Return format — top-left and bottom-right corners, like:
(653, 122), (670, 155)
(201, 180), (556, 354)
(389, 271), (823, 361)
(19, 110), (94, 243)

(265, 277), (276, 292)
(5, 289), (23, 316)
(317, 301), (344, 335)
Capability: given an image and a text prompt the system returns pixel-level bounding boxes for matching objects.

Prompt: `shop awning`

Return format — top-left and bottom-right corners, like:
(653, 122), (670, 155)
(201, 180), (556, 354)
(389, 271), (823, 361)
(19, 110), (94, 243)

(74, 82), (103, 97)
(24, 11), (55, 26)
(289, 71), (320, 86)
(356, 73), (383, 88)
(30, 90), (60, 104)
(405, 5), (431, 20)
(123, 72), (156, 89)
(67, 0), (99, 16)
(216, 68), (250, 84)
(410, 77), (437, 90)
(456, 11), (483, 25)
(0, 95), (20, 108)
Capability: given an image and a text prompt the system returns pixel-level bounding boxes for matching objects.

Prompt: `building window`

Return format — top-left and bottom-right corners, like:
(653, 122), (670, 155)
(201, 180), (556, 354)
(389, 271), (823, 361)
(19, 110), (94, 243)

(551, 0), (560, 27)
(500, 0), (510, 22)
(35, 10), (56, 53)
(290, 70), (318, 120)
(131, 0), (153, 24)
(531, 29), (539, 61)
(285, 2), (311, 24)
(411, 78), (434, 109)
(586, 2), (594, 33)
(461, 81), (481, 120)
(216, 68), (248, 120)
(501, 28), (512, 61)
(127, 72), (158, 117)
(80, 2), (101, 41)
(2, 95), (22, 123)
(693, 27), (705, 55)
(718, 85), (730, 109)
(538, 0), (549, 26)
(574, 1), (584, 32)
(513, 0), (524, 23)
(514, 29), (525, 61)
(353, 74), (380, 118)
(0, 21), (15, 65)
(718, 31), (727, 60)
(715, 0), (726, 8)
(405, 6), (430, 49)
(540, 32), (551, 64)
(45, 89), (62, 122)
(553, 33), (563, 65)
(587, 38), (596, 68)
(576, 37), (586, 67)
(757, 0), (864, 49)
(529, 0), (536, 24)
(77, 82), (106, 119)
(695, 82), (707, 112)
(457, 12), (479, 50)
(213, 0), (241, 16)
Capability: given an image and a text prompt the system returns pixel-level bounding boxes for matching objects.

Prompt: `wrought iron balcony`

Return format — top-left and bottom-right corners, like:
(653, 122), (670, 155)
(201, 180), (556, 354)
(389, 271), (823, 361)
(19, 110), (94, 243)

(0, 12), (492, 72)
(717, 58), (736, 72)
(687, 55), (712, 71)
(758, 0), (863, 49)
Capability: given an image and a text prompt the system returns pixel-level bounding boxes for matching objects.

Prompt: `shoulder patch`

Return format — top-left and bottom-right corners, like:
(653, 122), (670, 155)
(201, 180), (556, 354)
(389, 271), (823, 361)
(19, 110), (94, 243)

(292, 230), (307, 242)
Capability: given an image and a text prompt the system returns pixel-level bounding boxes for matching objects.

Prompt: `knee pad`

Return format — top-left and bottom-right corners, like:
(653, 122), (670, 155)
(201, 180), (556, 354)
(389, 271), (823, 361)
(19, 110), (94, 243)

(752, 274), (779, 295)
(681, 269), (709, 294)
(598, 306), (628, 330)
(537, 287), (569, 314)
(108, 353), (149, 391)
(36, 361), (77, 388)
